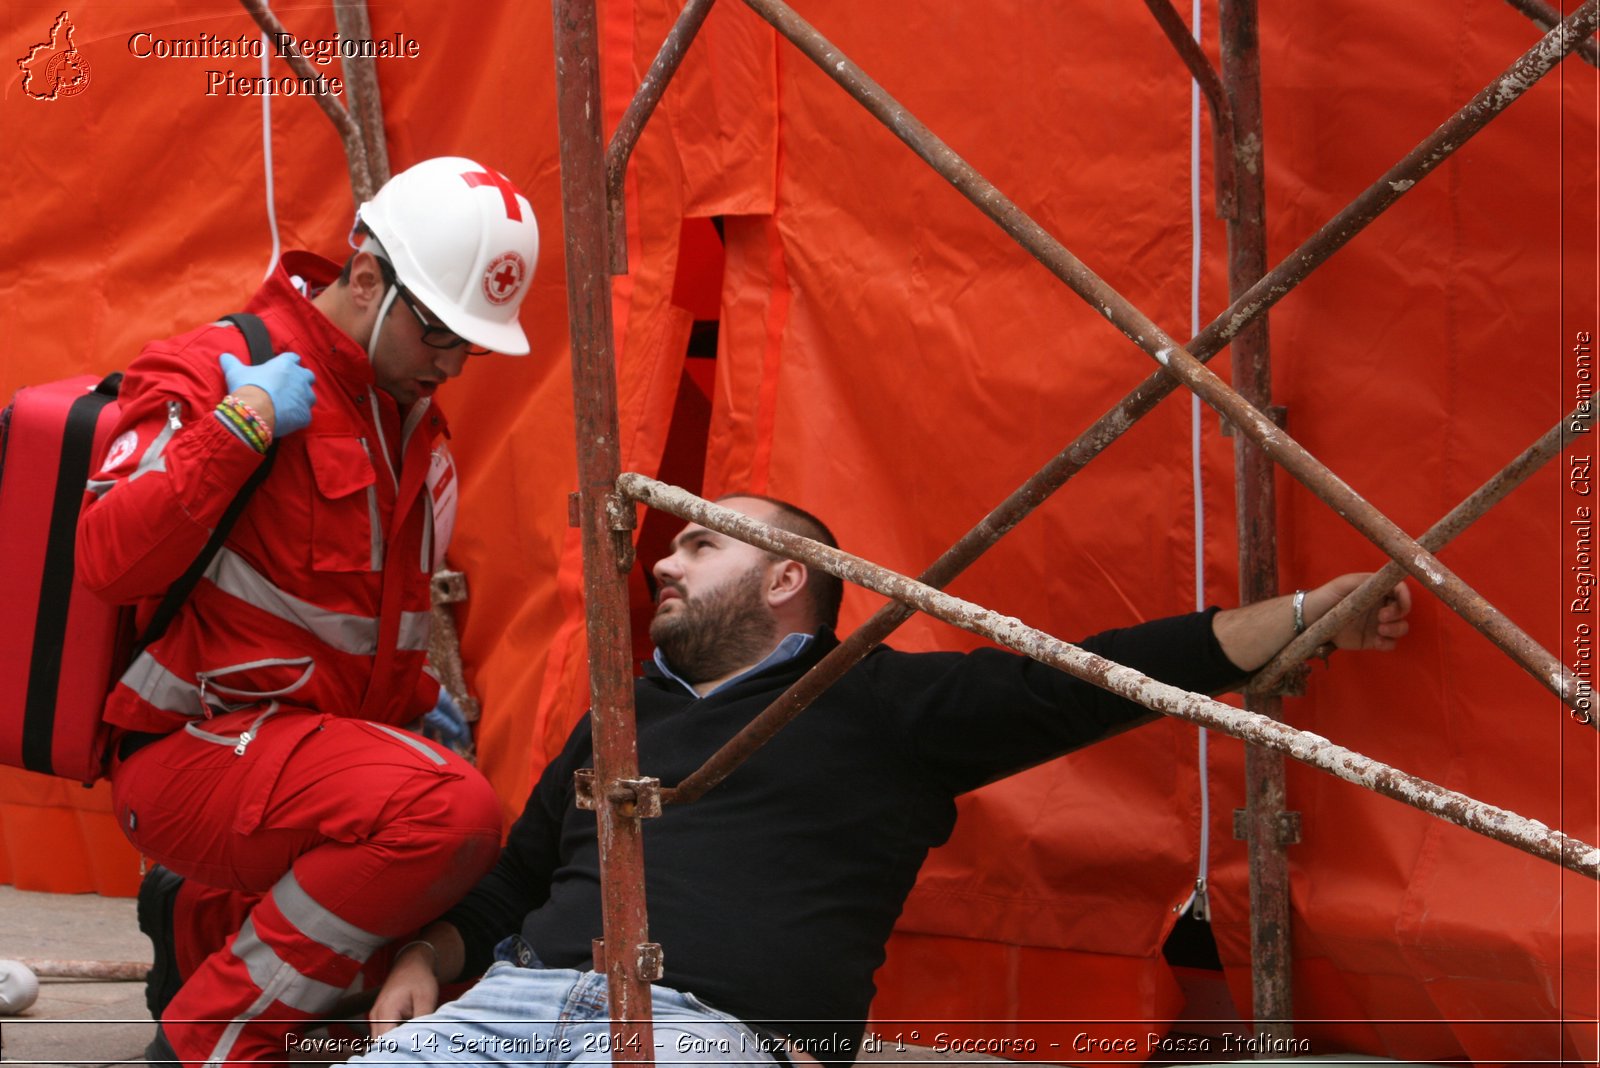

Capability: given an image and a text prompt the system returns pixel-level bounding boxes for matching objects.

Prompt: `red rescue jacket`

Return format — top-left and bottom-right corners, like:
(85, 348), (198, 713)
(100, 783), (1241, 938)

(78, 252), (449, 736)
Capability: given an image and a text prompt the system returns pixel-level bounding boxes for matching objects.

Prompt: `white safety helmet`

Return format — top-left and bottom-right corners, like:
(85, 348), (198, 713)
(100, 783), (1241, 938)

(353, 156), (539, 356)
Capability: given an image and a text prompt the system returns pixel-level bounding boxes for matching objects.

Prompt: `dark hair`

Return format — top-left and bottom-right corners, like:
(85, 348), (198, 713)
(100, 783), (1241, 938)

(718, 494), (843, 631)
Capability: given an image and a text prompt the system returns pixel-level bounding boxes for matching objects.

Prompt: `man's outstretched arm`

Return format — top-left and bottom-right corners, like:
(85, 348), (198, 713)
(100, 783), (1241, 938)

(1212, 573), (1412, 673)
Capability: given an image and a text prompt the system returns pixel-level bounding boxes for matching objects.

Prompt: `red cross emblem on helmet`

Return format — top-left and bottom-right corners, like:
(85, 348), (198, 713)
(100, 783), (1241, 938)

(462, 168), (524, 221)
(483, 251), (528, 306)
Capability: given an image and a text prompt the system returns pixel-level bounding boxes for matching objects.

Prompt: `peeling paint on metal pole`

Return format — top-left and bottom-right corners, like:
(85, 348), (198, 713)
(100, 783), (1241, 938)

(1502, 0), (1600, 67)
(333, 0), (391, 191)
(553, 0), (658, 1060)
(1220, 0), (1295, 1040)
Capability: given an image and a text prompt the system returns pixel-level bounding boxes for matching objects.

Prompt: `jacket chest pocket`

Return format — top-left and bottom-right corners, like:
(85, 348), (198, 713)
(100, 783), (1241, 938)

(306, 435), (382, 572)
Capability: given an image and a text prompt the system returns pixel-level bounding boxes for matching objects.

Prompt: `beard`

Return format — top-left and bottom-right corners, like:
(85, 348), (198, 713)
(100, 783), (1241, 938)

(650, 563), (779, 686)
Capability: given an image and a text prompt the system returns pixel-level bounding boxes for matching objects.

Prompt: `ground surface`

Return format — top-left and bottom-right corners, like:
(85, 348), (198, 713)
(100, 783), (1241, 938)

(1, 885), (150, 1066)
(0, 886), (1422, 1067)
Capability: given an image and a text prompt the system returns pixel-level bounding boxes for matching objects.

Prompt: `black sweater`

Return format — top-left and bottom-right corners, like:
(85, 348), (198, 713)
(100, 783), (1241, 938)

(444, 610), (1240, 1063)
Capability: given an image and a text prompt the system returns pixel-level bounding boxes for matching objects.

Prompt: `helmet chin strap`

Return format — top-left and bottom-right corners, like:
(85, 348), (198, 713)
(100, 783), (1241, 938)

(354, 232), (399, 364)
(367, 283), (400, 363)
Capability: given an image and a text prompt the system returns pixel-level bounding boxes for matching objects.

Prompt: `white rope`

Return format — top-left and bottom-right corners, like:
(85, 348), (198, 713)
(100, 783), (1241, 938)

(260, 30), (281, 280)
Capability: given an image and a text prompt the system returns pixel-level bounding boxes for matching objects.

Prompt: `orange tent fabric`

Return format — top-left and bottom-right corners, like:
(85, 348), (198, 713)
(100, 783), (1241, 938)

(1, 0), (1593, 1059)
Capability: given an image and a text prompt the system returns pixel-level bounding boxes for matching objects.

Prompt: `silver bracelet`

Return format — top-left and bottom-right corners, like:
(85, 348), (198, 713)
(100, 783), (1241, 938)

(395, 939), (437, 968)
(1292, 589), (1308, 635)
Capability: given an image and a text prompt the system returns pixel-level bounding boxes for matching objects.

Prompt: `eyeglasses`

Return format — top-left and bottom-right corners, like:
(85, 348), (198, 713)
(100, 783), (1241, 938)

(394, 285), (492, 356)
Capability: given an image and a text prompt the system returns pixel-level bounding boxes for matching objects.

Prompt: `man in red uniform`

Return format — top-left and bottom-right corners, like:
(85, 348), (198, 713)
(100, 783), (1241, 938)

(76, 156), (540, 1066)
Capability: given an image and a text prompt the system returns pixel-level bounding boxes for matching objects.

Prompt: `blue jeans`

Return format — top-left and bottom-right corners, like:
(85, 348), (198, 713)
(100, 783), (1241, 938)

(344, 962), (784, 1065)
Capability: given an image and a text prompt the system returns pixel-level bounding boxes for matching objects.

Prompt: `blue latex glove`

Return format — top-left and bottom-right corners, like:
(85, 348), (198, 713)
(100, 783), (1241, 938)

(219, 351), (317, 437)
(423, 689), (471, 748)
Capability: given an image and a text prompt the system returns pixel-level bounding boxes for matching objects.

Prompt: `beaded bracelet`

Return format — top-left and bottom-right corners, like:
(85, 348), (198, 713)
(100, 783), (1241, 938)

(215, 394), (273, 454)
(214, 403), (264, 453)
(216, 396), (264, 446)
(214, 399), (264, 450)
(228, 395), (271, 443)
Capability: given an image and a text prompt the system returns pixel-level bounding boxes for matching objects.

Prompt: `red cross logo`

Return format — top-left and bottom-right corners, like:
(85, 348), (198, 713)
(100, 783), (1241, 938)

(483, 251), (527, 305)
(462, 168), (524, 222)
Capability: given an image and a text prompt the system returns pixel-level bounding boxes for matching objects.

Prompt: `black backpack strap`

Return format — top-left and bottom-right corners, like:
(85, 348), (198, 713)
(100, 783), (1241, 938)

(131, 313), (279, 654)
(21, 377), (124, 774)
(222, 313), (274, 372)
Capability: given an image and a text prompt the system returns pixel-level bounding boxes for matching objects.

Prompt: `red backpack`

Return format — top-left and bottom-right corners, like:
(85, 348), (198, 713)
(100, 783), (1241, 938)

(0, 314), (276, 783)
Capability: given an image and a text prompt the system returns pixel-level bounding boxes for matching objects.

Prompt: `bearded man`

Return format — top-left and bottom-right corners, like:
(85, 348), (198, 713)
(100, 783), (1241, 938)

(351, 494), (1410, 1067)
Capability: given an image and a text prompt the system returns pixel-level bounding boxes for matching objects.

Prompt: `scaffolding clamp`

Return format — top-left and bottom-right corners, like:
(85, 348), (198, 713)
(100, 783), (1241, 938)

(563, 491), (637, 571)
(575, 769), (663, 819)
(606, 490), (637, 572)
(591, 939), (666, 982)
(1234, 808), (1302, 846)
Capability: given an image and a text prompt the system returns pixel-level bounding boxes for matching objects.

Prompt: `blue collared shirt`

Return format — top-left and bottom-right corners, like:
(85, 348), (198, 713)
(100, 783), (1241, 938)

(652, 632), (816, 697)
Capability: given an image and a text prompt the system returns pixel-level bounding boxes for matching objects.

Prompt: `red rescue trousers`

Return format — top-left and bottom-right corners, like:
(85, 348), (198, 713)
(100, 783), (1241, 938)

(111, 707), (503, 1066)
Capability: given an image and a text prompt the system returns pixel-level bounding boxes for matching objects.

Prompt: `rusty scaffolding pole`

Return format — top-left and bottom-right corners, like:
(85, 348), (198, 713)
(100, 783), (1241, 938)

(238, 0), (386, 201)
(1216, 0), (1297, 1037)
(552, 0), (660, 1060)
(550, 0), (1600, 1058)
